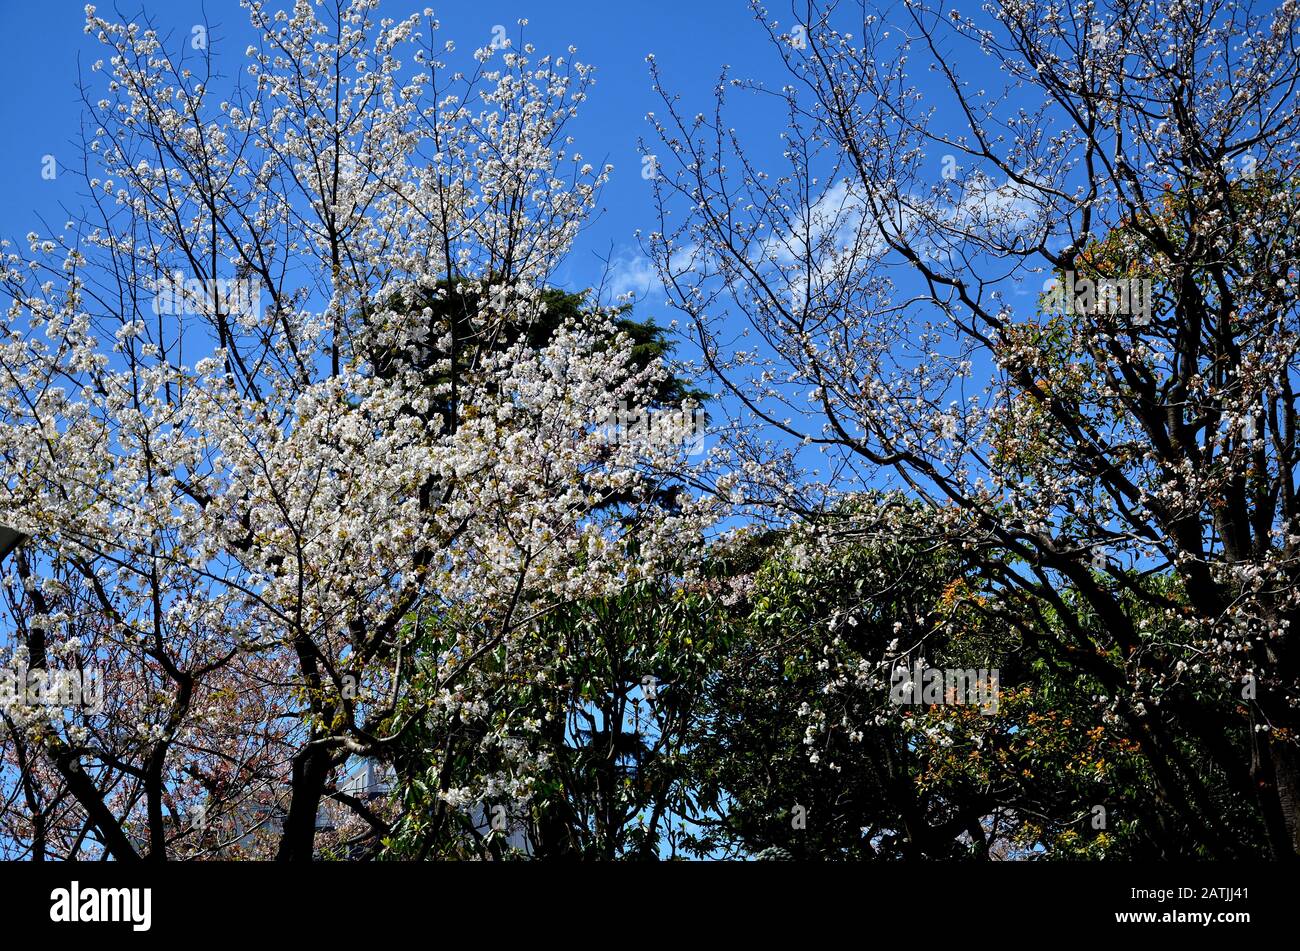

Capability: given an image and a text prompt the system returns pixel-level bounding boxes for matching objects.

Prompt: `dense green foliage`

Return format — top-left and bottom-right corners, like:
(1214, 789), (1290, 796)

(375, 499), (1265, 860)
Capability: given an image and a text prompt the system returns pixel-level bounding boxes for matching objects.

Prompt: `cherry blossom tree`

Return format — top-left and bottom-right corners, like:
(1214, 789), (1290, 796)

(646, 0), (1300, 856)
(0, 0), (719, 860)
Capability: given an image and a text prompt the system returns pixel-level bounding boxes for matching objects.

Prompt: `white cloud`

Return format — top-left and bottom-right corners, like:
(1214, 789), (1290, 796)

(605, 251), (660, 300)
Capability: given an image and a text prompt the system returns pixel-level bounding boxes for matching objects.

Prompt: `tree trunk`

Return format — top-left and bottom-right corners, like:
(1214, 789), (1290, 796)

(277, 745), (332, 862)
(1263, 731), (1300, 859)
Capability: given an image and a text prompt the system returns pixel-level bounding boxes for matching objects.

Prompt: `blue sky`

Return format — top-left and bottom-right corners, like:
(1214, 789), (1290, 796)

(0, 0), (1031, 496)
(0, 0), (786, 311)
